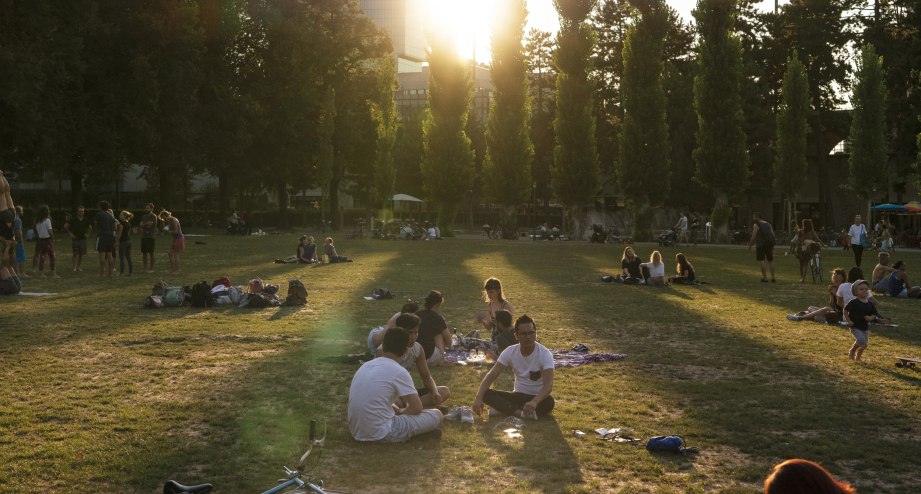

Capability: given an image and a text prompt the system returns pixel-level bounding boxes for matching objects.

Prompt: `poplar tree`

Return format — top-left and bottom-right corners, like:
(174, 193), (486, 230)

(848, 43), (888, 206)
(774, 52), (810, 229)
(552, 0), (599, 236)
(617, 0), (670, 241)
(692, 0), (750, 242)
(421, 35), (475, 231)
(484, 0), (533, 237)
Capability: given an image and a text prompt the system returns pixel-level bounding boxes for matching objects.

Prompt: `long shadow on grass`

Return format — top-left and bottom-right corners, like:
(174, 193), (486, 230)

(132, 240), (583, 493)
(504, 243), (921, 492)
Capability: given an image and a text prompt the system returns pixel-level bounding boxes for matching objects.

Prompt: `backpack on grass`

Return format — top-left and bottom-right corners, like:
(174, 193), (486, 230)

(190, 281), (213, 308)
(283, 279), (308, 306)
(646, 435), (697, 454)
(371, 287), (393, 300)
(163, 285), (186, 307)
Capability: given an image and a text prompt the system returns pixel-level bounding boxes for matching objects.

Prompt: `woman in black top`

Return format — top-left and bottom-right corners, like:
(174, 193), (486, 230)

(416, 290), (452, 367)
(669, 253), (696, 284)
(619, 246), (647, 284)
(115, 210), (134, 275)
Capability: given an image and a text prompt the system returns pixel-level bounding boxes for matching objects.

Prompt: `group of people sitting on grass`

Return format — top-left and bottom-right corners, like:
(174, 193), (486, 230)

(349, 278), (555, 443)
(276, 236), (352, 264)
(609, 246), (698, 286)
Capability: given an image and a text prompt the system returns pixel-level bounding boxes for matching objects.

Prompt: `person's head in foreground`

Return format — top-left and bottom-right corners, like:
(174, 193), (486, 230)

(514, 315), (537, 347)
(382, 326), (410, 356)
(763, 459), (855, 494)
(395, 313), (421, 347)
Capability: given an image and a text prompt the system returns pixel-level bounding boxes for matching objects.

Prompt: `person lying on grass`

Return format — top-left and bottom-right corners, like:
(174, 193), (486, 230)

(348, 326), (443, 442)
(844, 279), (890, 362)
(472, 315), (554, 420)
(374, 314), (450, 409)
(367, 301), (420, 353)
(668, 253), (696, 285)
(787, 268), (846, 323)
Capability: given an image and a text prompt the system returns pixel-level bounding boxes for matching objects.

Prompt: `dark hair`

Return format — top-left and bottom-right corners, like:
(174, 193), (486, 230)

(382, 327), (410, 355)
(878, 251), (889, 262)
(145, 202), (155, 210)
(494, 309), (512, 329)
(847, 267), (863, 283)
(753, 212), (763, 220)
(893, 260), (905, 270)
(36, 204), (50, 221)
(99, 200), (110, 210)
(424, 290), (443, 309)
(483, 277), (506, 303)
(763, 459), (855, 494)
(514, 314), (536, 333)
(675, 253), (694, 275)
(802, 218), (815, 233)
(400, 302), (420, 314)
(395, 313), (421, 332)
(299, 235), (307, 242)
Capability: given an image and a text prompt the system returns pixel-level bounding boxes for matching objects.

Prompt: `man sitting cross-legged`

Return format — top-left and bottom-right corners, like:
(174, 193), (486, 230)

(472, 315), (555, 420)
(348, 326), (443, 442)
(374, 313), (451, 409)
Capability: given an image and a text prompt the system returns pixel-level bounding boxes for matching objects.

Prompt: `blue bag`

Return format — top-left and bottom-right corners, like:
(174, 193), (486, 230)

(645, 435), (685, 453)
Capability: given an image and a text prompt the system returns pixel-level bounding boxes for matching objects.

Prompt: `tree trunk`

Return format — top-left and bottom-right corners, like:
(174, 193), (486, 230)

(276, 180), (289, 228)
(329, 178), (340, 230)
(501, 205), (518, 239)
(712, 192), (731, 243)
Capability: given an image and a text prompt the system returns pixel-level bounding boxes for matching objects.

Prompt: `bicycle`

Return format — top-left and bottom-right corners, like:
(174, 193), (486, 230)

(164, 420), (336, 494)
(810, 251), (822, 283)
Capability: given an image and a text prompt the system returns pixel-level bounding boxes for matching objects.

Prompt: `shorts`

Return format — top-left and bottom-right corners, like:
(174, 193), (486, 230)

(96, 236), (115, 254)
(872, 279), (889, 292)
(367, 326), (386, 353)
(426, 346), (445, 367)
(893, 288), (908, 298)
(171, 235), (185, 253)
(851, 327), (868, 348)
(141, 237), (156, 254)
(383, 409), (442, 443)
(756, 243), (774, 262)
(72, 238), (87, 256)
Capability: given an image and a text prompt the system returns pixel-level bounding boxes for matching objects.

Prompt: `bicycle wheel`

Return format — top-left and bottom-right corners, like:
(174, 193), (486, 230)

(811, 255), (822, 283)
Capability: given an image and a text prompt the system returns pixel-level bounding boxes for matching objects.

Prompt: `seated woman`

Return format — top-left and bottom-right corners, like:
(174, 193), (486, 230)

(787, 267), (846, 322)
(298, 235), (317, 263)
(617, 246), (647, 284)
(887, 260), (921, 298)
(367, 302), (420, 353)
(478, 277), (513, 336)
(668, 253), (696, 284)
(795, 219), (824, 283)
(323, 237), (352, 263)
(641, 250), (666, 286)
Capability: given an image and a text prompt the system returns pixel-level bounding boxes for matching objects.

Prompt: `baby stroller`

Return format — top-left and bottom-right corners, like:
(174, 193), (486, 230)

(658, 229), (677, 247)
(589, 224), (607, 243)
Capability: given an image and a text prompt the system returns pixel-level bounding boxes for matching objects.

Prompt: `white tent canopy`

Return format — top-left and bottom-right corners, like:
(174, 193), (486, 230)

(392, 193), (423, 202)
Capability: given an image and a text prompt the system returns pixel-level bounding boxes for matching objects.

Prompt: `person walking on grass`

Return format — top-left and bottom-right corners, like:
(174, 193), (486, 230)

(844, 279), (889, 361)
(848, 214), (868, 267)
(748, 212), (776, 283)
(63, 206), (91, 272)
(348, 326), (443, 442)
(472, 315), (555, 421)
(95, 201), (117, 277)
(34, 205), (60, 278)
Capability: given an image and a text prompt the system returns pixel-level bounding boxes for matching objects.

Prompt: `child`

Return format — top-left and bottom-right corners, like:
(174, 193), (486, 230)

(34, 204), (60, 278)
(642, 250), (666, 286)
(668, 253), (696, 284)
(844, 279), (889, 361)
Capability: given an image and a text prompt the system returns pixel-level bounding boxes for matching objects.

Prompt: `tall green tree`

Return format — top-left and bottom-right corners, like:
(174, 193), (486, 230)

(848, 43), (888, 207)
(692, 0), (750, 242)
(421, 35), (475, 231)
(553, 0), (599, 235)
(393, 108), (425, 198)
(616, 0), (670, 241)
(484, 0), (533, 237)
(524, 28), (556, 222)
(774, 52), (811, 228)
(371, 56), (399, 210)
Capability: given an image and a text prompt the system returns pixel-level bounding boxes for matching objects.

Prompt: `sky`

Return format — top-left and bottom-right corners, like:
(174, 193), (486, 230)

(427, 0), (783, 63)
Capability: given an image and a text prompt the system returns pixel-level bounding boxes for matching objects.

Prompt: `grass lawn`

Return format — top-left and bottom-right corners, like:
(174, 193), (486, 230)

(1, 232), (920, 493)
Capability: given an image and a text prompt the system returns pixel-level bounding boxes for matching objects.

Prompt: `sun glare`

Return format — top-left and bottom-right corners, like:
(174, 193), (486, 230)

(425, 0), (494, 62)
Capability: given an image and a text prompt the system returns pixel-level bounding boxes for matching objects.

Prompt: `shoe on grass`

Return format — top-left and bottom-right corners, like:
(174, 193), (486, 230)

(444, 406), (463, 421)
(786, 314), (801, 321)
(460, 407), (474, 424)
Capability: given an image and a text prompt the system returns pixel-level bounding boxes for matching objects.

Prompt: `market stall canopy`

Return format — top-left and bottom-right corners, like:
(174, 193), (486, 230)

(392, 193), (423, 202)
(872, 203), (908, 213)
(902, 201), (921, 213)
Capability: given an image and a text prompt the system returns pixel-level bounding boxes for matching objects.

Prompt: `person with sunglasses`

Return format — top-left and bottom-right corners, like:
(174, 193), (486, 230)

(472, 315), (554, 420)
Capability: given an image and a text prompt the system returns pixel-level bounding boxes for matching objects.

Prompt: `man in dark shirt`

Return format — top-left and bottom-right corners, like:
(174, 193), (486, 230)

(747, 212), (776, 283)
(139, 203), (159, 273)
(95, 201), (117, 276)
(63, 206), (91, 272)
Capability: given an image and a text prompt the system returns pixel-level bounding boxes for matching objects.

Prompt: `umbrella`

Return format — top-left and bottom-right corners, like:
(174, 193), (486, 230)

(872, 203), (908, 213)
(903, 201), (921, 213)
(392, 193), (423, 202)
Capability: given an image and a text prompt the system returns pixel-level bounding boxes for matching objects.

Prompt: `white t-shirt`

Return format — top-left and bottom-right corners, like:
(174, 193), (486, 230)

(36, 218), (53, 239)
(643, 262), (666, 278)
(837, 282), (874, 308)
(497, 342), (554, 395)
(377, 341), (423, 370)
(677, 216), (688, 232)
(848, 224), (867, 245)
(347, 357), (417, 441)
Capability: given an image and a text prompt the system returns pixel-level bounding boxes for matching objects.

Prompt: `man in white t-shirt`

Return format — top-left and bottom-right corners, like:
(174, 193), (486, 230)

(375, 313), (451, 408)
(848, 215), (868, 267)
(348, 327), (443, 442)
(472, 315), (555, 420)
(674, 212), (689, 245)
